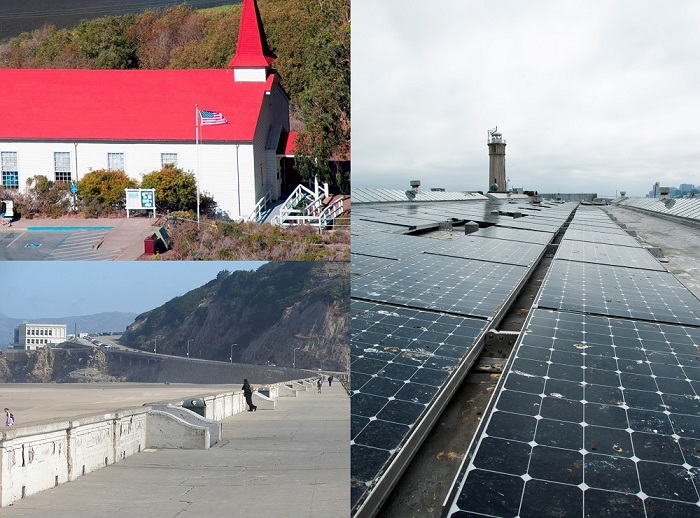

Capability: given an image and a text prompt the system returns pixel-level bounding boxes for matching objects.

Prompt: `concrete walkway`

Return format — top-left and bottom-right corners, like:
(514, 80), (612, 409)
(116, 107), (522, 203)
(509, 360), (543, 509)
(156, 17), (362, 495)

(0, 383), (349, 518)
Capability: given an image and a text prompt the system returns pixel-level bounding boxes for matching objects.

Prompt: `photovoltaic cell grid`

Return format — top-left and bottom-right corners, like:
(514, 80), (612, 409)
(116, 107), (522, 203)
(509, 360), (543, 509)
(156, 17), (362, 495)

(428, 235), (546, 267)
(351, 253), (396, 277)
(352, 254), (529, 318)
(351, 300), (487, 512)
(555, 240), (665, 272)
(567, 221), (630, 234)
(536, 260), (700, 326)
(351, 218), (405, 236)
(564, 228), (642, 248)
(496, 218), (566, 232)
(444, 308), (700, 517)
(352, 232), (433, 260)
(474, 226), (555, 244)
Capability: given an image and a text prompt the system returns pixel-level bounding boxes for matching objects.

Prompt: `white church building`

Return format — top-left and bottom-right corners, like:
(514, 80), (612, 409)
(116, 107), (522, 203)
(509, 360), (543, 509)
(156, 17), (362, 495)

(0, 0), (295, 220)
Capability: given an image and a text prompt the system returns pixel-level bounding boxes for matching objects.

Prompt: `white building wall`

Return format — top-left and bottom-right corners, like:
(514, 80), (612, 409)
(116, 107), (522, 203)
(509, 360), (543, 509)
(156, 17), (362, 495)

(249, 81), (291, 208)
(17, 323), (67, 350)
(0, 140), (257, 219)
(233, 68), (267, 82)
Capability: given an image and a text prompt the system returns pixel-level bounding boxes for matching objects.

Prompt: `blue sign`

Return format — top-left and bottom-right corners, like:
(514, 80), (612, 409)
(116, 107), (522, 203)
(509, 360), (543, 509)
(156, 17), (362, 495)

(70, 183), (78, 194)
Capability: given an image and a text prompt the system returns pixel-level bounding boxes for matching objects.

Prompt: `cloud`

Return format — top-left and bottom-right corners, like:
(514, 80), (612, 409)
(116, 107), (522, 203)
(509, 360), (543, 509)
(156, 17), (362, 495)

(352, 1), (700, 196)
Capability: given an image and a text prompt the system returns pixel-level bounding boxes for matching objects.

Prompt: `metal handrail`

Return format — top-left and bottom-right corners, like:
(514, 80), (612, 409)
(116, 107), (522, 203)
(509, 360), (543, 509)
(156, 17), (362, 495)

(248, 187), (274, 223)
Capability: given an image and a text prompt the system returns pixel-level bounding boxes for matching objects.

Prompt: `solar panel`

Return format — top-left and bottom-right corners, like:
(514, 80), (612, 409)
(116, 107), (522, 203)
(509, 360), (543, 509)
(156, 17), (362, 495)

(351, 300), (487, 514)
(555, 240), (665, 271)
(567, 222), (629, 234)
(496, 219), (564, 232)
(536, 260), (700, 326)
(428, 235), (546, 267)
(351, 218), (404, 235)
(443, 308), (700, 517)
(474, 226), (554, 244)
(351, 232), (433, 260)
(563, 228), (642, 248)
(352, 254), (529, 318)
(351, 253), (396, 277)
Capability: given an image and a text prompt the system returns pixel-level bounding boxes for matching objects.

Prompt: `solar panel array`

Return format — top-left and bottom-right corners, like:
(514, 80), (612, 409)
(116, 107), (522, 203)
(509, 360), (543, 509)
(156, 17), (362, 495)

(443, 205), (700, 517)
(351, 198), (578, 516)
(352, 187), (487, 204)
(614, 197), (700, 222)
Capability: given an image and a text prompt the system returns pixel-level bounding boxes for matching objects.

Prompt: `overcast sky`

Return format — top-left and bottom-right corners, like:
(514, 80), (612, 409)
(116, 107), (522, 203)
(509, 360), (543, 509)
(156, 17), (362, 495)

(3, 261), (264, 319)
(352, 1), (700, 197)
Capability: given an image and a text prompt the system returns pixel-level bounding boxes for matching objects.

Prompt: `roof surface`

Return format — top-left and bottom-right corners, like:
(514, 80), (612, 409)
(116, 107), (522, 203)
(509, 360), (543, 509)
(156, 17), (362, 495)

(228, 0), (277, 67)
(0, 69), (275, 142)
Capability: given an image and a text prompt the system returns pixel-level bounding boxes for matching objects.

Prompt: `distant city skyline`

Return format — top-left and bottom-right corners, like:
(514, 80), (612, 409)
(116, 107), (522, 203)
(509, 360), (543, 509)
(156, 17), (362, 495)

(3, 261), (265, 319)
(352, 1), (700, 197)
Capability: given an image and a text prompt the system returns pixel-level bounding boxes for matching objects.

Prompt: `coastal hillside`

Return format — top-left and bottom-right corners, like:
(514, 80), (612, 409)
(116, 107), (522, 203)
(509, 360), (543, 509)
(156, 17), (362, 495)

(120, 261), (349, 371)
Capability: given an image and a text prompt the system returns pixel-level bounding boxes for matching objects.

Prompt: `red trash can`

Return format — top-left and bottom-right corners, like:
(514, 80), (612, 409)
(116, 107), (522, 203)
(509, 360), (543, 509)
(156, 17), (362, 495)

(144, 235), (155, 255)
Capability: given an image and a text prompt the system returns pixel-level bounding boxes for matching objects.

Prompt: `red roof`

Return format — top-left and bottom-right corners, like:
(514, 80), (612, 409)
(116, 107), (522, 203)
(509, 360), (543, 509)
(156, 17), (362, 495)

(0, 69), (276, 142)
(277, 131), (298, 155)
(229, 0), (276, 68)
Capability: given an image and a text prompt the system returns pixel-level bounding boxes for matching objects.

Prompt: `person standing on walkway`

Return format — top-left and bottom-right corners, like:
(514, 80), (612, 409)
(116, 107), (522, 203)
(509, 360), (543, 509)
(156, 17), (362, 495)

(242, 379), (257, 412)
(317, 376), (323, 394)
(328, 375), (333, 387)
(5, 408), (14, 426)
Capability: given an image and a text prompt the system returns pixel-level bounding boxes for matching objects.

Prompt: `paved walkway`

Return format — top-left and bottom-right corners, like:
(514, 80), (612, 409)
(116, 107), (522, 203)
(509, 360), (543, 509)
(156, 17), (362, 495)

(0, 382), (349, 518)
(0, 217), (157, 260)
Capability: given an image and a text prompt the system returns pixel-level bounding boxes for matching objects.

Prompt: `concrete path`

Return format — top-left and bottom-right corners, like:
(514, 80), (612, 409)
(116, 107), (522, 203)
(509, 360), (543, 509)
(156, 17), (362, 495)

(604, 205), (700, 299)
(0, 217), (157, 260)
(0, 382), (350, 518)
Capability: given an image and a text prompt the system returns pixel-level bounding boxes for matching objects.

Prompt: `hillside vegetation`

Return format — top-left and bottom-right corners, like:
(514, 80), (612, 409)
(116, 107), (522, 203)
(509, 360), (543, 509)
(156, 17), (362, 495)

(120, 261), (350, 370)
(0, 0), (350, 191)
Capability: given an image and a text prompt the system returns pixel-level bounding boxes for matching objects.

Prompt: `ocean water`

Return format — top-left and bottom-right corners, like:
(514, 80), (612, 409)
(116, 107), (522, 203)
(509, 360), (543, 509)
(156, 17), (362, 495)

(0, 0), (240, 41)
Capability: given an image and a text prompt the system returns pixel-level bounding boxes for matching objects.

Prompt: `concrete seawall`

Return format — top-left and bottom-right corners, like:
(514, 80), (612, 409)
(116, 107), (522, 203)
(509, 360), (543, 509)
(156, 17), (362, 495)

(0, 377), (338, 507)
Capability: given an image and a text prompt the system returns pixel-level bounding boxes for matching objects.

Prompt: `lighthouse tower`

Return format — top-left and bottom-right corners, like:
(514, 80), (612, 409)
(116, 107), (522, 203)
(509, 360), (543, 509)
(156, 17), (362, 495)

(487, 127), (506, 193)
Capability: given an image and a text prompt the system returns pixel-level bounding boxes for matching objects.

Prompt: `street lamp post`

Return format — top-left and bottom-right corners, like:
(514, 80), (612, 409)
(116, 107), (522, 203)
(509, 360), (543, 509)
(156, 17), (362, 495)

(230, 343), (236, 364)
(187, 339), (193, 359)
(154, 335), (162, 354)
(293, 347), (301, 369)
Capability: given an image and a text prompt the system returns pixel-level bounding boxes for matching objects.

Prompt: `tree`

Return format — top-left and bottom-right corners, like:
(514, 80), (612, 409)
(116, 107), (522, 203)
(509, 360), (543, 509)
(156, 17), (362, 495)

(292, 0), (350, 192)
(131, 5), (204, 69)
(77, 169), (138, 214)
(73, 15), (139, 69)
(141, 164), (198, 213)
(18, 175), (72, 218)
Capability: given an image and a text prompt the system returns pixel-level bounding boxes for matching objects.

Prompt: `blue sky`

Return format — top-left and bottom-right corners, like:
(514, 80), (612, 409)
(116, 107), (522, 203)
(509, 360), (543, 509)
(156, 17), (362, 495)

(352, 1), (700, 197)
(2, 261), (265, 318)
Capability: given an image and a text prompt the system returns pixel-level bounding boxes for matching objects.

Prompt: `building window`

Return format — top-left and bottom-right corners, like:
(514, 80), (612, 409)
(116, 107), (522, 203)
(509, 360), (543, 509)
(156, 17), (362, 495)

(108, 153), (125, 171)
(54, 152), (72, 183)
(161, 153), (178, 168)
(1, 152), (19, 188)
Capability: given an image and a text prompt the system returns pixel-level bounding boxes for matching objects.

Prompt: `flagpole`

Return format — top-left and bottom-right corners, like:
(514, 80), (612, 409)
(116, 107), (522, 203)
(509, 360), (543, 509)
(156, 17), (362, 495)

(195, 104), (200, 229)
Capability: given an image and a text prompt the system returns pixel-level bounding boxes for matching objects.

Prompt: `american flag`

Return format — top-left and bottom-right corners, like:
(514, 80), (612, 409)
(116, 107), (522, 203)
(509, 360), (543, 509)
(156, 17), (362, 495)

(199, 109), (229, 125)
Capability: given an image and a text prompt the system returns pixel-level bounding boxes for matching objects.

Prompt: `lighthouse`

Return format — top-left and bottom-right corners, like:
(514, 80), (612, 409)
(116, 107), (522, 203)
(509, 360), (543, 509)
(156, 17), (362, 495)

(487, 127), (506, 193)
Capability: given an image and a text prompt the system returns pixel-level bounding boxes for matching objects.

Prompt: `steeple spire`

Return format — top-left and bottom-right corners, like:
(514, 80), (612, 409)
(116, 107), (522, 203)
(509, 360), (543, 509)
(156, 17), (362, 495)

(229, 0), (277, 69)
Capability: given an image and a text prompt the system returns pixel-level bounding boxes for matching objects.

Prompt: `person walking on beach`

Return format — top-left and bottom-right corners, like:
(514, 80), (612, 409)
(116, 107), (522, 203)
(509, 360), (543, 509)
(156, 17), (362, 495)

(242, 379), (257, 412)
(5, 408), (14, 426)
(328, 375), (333, 387)
(317, 376), (323, 394)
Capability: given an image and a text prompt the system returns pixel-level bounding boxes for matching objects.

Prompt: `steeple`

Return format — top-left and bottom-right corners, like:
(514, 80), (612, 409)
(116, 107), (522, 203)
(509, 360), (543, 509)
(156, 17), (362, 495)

(229, 0), (276, 82)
